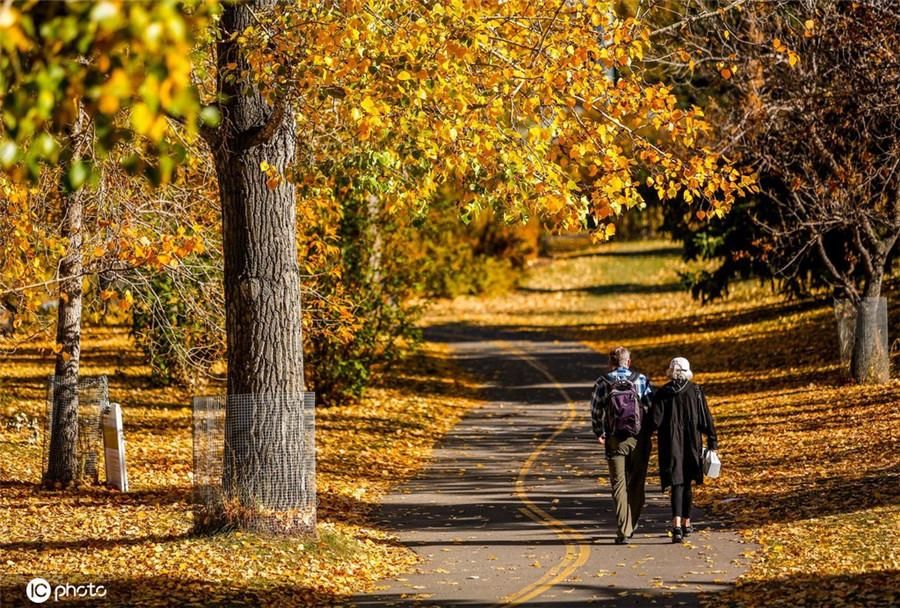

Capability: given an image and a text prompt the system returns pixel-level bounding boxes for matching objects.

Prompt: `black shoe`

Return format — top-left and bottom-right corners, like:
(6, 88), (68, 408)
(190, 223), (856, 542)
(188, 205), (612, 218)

(615, 536), (628, 545)
(682, 524), (693, 537)
(671, 526), (683, 543)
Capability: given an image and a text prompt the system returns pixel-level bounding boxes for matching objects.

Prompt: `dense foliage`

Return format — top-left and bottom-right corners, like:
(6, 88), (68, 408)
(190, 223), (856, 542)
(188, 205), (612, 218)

(652, 1), (899, 304)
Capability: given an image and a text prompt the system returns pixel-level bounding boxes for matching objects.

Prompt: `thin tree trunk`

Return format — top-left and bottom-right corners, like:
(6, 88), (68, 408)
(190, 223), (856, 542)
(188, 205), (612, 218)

(44, 108), (90, 488)
(366, 193), (384, 287)
(212, 0), (310, 534)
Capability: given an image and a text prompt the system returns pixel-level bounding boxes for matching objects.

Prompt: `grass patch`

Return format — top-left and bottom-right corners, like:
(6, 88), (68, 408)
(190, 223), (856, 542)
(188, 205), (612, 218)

(204, 523), (362, 561)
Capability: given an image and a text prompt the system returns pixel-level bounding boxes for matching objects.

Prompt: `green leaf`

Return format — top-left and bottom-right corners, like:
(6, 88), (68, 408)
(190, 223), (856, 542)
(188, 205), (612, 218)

(66, 160), (90, 191)
(33, 133), (58, 159)
(199, 106), (221, 127)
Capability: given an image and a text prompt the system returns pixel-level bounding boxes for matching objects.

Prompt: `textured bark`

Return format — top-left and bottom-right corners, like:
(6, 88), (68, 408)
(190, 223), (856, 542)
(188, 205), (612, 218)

(366, 194), (384, 286)
(211, 0), (310, 533)
(44, 108), (90, 488)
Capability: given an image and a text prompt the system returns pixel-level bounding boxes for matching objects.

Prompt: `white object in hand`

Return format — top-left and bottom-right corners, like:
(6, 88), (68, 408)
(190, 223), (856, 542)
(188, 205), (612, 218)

(702, 448), (721, 478)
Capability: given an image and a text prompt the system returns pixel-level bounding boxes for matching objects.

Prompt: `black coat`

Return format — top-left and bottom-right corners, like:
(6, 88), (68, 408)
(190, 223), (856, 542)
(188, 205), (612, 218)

(652, 380), (718, 490)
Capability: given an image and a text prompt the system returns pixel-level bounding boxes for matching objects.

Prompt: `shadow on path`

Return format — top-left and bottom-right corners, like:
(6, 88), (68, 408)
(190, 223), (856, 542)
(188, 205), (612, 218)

(350, 324), (753, 607)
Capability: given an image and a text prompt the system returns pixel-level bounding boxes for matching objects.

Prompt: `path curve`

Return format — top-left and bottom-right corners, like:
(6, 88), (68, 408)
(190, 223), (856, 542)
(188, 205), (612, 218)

(351, 325), (752, 607)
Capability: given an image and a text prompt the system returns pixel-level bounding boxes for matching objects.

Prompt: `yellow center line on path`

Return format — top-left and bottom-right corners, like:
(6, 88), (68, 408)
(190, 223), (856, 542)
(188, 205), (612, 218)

(493, 341), (591, 606)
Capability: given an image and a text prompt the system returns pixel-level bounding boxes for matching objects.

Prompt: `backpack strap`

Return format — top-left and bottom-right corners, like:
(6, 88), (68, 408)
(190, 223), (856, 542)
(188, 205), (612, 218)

(603, 370), (640, 392)
(627, 371), (643, 404)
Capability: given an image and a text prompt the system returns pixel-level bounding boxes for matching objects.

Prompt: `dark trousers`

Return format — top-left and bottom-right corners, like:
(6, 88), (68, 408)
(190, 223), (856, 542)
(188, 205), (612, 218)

(606, 432), (652, 539)
(671, 482), (693, 519)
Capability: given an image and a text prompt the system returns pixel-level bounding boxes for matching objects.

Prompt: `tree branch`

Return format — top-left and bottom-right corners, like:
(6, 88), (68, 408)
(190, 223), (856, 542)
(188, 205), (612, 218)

(650, 0), (750, 38)
(852, 225), (876, 279)
(529, 1), (565, 69)
(235, 99), (288, 151)
(816, 235), (858, 303)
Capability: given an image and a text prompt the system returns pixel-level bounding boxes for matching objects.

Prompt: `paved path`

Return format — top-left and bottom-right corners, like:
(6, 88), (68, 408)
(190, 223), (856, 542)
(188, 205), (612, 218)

(350, 325), (752, 607)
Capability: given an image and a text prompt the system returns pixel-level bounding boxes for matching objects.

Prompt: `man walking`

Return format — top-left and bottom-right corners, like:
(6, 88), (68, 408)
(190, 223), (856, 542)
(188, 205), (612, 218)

(590, 346), (654, 544)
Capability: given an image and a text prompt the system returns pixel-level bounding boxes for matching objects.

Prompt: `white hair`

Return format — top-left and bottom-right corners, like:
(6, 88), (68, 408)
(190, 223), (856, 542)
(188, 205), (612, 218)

(667, 357), (693, 381)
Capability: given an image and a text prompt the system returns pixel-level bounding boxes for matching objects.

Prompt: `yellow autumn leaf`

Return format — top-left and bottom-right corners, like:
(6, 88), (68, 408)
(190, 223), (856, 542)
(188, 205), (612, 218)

(360, 96), (379, 116)
(98, 68), (130, 114)
(130, 103), (153, 135)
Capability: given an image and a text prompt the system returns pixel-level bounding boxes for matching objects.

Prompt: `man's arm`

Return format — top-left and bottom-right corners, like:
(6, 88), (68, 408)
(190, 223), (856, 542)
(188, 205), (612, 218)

(590, 379), (608, 439)
(639, 373), (654, 406)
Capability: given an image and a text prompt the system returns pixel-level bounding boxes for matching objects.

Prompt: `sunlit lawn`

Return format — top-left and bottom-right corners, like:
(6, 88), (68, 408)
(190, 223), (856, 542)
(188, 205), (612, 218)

(0, 328), (480, 606)
(1, 238), (897, 607)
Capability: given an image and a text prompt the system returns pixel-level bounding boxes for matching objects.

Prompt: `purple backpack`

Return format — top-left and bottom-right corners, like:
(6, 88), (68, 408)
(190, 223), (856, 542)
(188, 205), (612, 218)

(604, 371), (643, 437)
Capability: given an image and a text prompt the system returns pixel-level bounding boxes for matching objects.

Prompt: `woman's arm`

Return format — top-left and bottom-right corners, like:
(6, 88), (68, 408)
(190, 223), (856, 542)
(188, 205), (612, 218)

(697, 386), (718, 450)
(651, 390), (665, 431)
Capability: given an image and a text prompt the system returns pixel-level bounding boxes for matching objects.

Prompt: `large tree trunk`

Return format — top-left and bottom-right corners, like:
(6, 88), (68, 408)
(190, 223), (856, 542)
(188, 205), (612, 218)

(44, 195), (85, 487)
(44, 110), (90, 489)
(212, 0), (310, 534)
(850, 276), (890, 384)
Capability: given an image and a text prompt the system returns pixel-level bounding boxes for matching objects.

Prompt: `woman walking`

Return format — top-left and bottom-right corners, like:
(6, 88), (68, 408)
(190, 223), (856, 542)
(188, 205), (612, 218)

(652, 357), (718, 543)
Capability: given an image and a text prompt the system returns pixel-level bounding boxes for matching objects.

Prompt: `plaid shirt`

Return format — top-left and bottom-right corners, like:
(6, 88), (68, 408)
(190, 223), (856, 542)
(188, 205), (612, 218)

(590, 367), (653, 438)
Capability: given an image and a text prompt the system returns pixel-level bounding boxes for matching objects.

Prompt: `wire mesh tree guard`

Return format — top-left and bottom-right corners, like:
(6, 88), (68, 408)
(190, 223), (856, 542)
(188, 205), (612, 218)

(42, 375), (108, 486)
(192, 392), (316, 536)
(834, 297), (890, 382)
